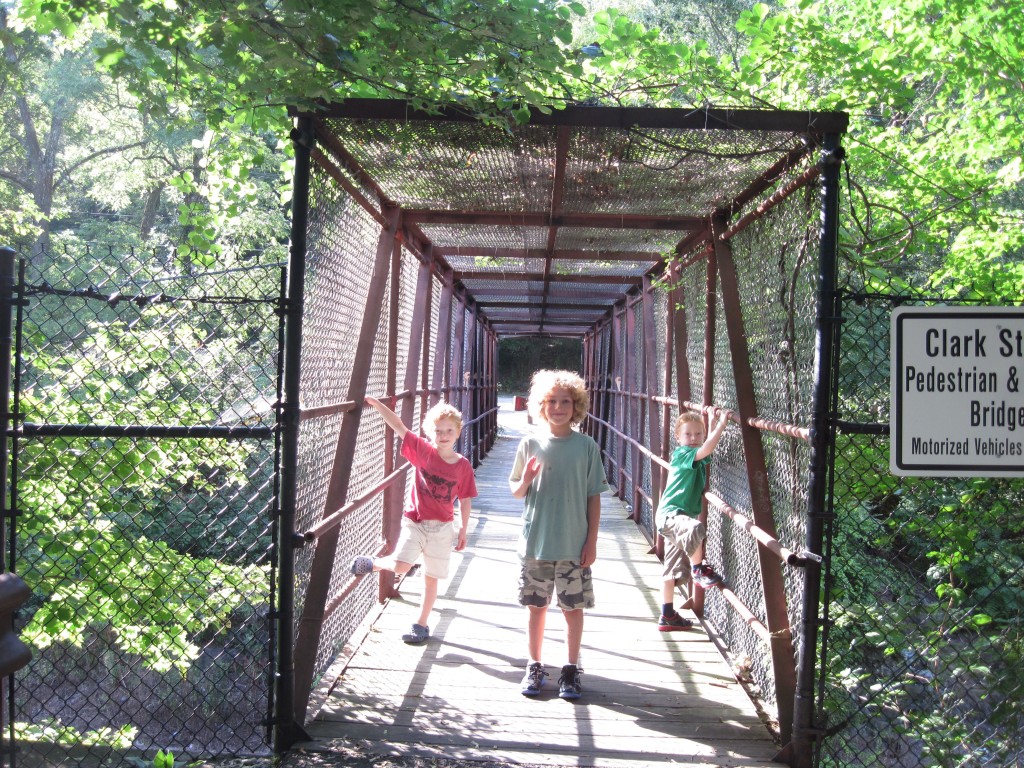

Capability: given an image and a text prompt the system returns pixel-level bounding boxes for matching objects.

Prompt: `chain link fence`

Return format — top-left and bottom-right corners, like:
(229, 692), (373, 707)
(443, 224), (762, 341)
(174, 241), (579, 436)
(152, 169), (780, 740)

(4, 242), (283, 765)
(816, 278), (1024, 767)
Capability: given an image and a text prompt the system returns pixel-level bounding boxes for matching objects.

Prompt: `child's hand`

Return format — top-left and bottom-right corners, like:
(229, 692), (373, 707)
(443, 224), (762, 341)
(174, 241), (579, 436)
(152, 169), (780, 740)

(522, 456), (542, 483)
(455, 526), (468, 551)
(579, 539), (597, 568)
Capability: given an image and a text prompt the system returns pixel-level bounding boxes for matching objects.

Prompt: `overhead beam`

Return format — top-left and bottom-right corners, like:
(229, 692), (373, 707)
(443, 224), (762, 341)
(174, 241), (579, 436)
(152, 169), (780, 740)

(407, 210), (704, 230)
(436, 247), (663, 262)
(455, 271), (642, 285)
(466, 287), (627, 300)
(301, 99), (850, 134)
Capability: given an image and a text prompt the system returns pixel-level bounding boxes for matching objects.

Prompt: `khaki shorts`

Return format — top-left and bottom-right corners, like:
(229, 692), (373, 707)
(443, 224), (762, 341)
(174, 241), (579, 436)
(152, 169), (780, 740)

(659, 514), (706, 586)
(393, 518), (456, 580)
(518, 558), (595, 611)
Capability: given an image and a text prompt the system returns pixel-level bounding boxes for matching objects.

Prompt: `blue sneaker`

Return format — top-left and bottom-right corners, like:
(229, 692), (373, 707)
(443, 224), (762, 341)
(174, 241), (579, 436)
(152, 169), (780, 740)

(558, 664), (582, 700)
(520, 662), (547, 696)
(401, 623), (429, 644)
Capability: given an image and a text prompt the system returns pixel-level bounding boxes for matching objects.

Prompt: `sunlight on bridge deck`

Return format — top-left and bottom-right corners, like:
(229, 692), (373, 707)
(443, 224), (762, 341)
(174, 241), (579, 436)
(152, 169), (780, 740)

(298, 400), (779, 767)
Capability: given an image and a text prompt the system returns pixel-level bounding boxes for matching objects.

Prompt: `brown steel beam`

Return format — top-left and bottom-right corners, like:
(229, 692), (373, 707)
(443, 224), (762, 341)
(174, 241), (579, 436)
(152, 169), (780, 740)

(466, 288), (625, 300)
(406, 210), (705, 230)
(431, 280), (454, 407)
(299, 99), (850, 134)
(712, 213), (797, 745)
(292, 204), (401, 723)
(455, 271), (642, 285)
(436, 247), (662, 261)
(641, 276), (663, 530)
(476, 301), (614, 311)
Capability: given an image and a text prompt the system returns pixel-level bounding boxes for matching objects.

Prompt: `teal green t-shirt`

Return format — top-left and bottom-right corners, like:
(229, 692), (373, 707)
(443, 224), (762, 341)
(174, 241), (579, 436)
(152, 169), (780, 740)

(509, 430), (609, 561)
(655, 445), (711, 530)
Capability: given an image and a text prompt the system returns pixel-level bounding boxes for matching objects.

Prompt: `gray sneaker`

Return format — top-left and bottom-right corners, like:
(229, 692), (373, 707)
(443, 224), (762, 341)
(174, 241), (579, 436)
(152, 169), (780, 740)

(520, 662), (547, 696)
(350, 556), (374, 576)
(401, 623), (429, 644)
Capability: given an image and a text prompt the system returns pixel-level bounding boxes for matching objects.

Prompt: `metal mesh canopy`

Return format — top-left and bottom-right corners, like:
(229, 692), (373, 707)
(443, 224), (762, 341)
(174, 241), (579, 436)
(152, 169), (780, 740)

(298, 100), (848, 337)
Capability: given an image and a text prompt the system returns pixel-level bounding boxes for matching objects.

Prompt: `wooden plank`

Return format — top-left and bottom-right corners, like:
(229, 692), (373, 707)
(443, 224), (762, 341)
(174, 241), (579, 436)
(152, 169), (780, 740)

(300, 397), (779, 767)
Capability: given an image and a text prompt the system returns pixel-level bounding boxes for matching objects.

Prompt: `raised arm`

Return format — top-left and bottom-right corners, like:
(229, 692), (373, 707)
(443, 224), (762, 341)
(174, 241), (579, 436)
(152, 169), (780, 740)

(365, 396), (409, 438)
(695, 407), (734, 461)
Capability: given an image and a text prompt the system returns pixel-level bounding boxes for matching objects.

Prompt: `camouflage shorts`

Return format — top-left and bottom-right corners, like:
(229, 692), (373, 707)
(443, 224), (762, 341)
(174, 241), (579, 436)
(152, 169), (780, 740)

(518, 558), (595, 611)
(659, 514), (706, 586)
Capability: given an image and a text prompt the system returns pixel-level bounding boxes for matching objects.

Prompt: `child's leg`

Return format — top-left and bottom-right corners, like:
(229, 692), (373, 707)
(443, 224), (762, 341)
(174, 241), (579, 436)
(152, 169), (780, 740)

(562, 608), (584, 666)
(527, 605), (547, 662)
(417, 575), (439, 627)
(372, 556), (415, 576)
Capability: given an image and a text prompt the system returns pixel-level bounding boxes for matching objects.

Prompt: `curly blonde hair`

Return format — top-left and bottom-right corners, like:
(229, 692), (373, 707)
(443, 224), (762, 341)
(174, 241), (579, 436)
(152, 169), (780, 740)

(421, 401), (463, 437)
(527, 369), (590, 427)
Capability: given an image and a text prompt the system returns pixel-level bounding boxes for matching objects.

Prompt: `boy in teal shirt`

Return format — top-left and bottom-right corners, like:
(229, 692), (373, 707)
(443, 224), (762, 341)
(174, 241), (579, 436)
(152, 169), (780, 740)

(509, 369), (608, 699)
(656, 406), (732, 631)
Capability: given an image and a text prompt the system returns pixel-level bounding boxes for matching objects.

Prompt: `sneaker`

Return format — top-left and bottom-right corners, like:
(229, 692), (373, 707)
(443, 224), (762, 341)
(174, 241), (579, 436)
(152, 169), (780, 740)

(401, 623), (429, 644)
(350, 556), (374, 576)
(558, 664), (582, 700)
(520, 662), (547, 696)
(658, 612), (694, 632)
(692, 562), (724, 588)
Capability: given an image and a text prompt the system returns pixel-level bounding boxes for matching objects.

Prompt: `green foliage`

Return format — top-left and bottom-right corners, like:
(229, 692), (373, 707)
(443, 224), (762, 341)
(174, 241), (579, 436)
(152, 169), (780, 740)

(17, 312), (270, 673)
(15, 720), (138, 749)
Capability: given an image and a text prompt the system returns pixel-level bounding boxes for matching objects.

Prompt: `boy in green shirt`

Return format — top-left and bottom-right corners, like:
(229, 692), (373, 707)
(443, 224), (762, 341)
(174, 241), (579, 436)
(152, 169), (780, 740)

(656, 406), (732, 631)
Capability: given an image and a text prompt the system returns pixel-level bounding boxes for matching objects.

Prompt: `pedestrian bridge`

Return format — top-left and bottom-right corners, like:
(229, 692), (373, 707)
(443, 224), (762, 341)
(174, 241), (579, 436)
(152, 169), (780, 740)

(281, 100), (847, 767)
(299, 399), (779, 767)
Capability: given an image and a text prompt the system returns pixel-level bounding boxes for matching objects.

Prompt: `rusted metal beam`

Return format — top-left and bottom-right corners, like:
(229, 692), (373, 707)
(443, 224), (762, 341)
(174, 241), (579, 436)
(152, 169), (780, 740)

(641, 276), (663, 526)
(467, 287), (625, 300)
(455, 271), (642, 285)
(431, 281), (454, 408)
(292, 204), (401, 724)
(405, 210), (705, 230)
(713, 213), (797, 746)
(436, 247), (663, 261)
(298, 99), (850, 134)
(476, 301), (614, 311)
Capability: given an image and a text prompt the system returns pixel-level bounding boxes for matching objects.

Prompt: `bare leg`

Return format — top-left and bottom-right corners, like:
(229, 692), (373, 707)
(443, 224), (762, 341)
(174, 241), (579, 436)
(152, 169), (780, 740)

(374, 557), (413, 576)
(417, 575), (439, 627)
(527, 605), (547, 662)
(563, 608), (584, 666)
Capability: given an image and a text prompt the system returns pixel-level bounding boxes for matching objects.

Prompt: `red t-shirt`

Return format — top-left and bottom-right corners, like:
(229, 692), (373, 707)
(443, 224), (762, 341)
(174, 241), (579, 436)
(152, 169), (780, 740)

(401, 431), (478, 522)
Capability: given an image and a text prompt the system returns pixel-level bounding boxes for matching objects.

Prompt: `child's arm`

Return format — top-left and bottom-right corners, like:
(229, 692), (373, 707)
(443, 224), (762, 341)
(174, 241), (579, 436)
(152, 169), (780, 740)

(509, 456), (541, 498)
(694, 406), (734, 461)
(579, 493), (601, 568)
(454, 497), (472, 551)
(365, 396), (409, 438)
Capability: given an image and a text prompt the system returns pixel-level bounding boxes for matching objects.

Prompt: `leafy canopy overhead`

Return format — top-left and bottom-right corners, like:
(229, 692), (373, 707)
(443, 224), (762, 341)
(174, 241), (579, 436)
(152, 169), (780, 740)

(14, 0), (590, 128)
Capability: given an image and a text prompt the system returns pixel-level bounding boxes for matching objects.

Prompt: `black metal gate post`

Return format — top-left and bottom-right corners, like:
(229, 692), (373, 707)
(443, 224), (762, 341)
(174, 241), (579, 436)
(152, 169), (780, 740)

(787, 135), (846, 768)
(273, 116), (315, 752)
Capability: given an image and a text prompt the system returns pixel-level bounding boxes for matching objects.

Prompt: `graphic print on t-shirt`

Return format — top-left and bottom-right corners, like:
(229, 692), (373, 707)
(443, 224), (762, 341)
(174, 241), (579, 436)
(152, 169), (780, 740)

(421, 468), (458, 503)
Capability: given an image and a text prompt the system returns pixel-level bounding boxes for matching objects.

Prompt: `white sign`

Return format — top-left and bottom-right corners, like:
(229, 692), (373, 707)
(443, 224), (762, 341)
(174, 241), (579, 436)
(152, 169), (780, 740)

(891, 306), (1024, 477)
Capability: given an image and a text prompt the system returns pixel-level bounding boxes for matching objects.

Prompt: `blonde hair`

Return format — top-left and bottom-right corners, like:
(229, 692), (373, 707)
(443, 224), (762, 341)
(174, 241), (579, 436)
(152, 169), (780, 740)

(422, 401), (463, 437)
(673, 410), (705, 438)
(528, 369), (590, 427)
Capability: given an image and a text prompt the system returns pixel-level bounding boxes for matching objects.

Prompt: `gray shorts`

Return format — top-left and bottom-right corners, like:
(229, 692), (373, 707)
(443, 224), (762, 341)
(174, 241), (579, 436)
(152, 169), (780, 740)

(659, 514), (706, 586)
(393, 518), (456, 580)
(518, 558), (595, 611)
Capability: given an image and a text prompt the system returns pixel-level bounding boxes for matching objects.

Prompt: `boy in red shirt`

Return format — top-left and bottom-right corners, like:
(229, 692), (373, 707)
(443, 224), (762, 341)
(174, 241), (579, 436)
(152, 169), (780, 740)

(351, 397), (477, 644)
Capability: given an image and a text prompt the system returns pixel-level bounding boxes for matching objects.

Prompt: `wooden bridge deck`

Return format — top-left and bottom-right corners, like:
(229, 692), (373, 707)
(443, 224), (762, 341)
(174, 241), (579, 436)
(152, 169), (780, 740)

(299, 400), (780, 767)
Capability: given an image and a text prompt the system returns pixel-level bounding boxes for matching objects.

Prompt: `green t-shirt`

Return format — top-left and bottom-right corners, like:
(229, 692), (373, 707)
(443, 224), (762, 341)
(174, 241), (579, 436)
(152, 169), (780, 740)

(655, 445), (711, 530)
(509, 430), (609, 561)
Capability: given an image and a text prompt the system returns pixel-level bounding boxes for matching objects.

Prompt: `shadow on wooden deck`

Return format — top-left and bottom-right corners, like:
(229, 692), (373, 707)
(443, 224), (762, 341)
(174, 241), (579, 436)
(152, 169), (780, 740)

(297, 398), (781, 768)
